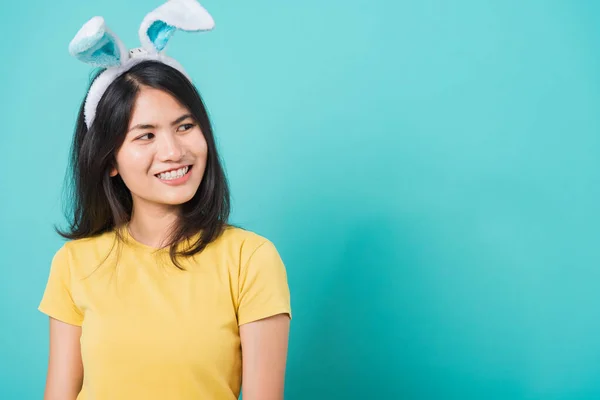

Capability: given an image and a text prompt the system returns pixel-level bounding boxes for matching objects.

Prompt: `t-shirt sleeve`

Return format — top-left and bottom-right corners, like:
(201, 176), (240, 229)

(38, 244), (84, 326)
(237, 239), (292, 326)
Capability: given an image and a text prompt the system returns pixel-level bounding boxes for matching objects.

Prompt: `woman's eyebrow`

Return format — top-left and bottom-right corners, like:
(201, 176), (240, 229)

(128, 114), (193, 132)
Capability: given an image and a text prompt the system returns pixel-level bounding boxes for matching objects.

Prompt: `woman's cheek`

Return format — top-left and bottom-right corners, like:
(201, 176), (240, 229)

(119, 146), (151, 175)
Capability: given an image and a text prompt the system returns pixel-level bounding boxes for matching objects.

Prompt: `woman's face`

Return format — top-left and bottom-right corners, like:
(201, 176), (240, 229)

(110, 86), (208, 211)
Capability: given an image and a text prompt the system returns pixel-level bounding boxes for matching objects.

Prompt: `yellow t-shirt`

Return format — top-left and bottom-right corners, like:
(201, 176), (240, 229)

(38, 226), (292, 400)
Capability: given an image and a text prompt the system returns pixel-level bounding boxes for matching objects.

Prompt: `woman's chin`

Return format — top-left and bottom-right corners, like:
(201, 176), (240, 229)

(132, 189), (199, 209)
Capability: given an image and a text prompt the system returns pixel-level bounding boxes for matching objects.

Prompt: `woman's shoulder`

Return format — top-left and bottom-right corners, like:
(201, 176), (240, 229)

(63, 229), (117, 249)
(57, 230), (118, 261)
(217, 225), (275, 252)
(46, 231), (119, 276)
(214, 225), (286, 276)
(212, 225), (286, 265)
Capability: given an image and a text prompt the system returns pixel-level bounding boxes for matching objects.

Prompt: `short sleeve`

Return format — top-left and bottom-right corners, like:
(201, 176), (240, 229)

(38, 244), (84, 326)
(237, 240), (292, 326)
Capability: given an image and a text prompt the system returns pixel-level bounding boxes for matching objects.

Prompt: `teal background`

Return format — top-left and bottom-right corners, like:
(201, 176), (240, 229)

(1, 0), (600, 399)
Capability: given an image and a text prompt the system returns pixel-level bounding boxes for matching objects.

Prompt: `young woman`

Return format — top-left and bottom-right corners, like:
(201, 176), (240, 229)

(38, 2), (291, 399)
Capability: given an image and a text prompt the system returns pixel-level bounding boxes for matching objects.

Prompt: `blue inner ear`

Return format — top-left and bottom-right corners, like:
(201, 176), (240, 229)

(72, 33), (121, 67)
(148, 21), (176, 52)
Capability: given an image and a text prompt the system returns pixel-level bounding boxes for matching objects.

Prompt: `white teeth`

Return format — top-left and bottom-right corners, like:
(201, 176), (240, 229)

(157, 166), (189, 180)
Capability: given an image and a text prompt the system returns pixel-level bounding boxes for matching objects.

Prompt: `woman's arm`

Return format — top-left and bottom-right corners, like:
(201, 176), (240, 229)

(239, 313), (291, 400)
(43, 317), (83, 400)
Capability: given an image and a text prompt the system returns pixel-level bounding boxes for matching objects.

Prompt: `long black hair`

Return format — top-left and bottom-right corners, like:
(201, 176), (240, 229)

(56, 60), (231, 268)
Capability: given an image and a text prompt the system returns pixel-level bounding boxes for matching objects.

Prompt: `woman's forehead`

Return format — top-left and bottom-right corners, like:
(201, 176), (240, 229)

(129, 87), (189, 126)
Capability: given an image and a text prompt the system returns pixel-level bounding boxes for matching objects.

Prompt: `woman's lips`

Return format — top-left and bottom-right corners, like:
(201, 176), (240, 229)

(155, 165), (193, 186)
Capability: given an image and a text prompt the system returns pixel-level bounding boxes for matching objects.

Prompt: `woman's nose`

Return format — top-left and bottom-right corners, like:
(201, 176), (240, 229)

(156, 132), (184, 161)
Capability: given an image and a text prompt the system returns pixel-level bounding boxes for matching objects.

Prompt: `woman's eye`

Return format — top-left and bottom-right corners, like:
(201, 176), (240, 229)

(178, 123), (195, 132)
(137, 133), (154, 140)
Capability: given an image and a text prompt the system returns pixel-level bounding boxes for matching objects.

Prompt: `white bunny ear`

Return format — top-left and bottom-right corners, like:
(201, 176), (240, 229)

(139, 0), (215, 53)
(69, 16), (129, 67)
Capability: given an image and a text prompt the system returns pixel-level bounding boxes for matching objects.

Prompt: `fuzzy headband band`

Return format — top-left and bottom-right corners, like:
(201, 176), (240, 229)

(68, 0), (215, 129)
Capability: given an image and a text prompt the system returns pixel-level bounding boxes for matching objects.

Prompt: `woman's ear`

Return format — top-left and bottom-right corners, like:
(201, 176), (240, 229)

(109, 166), (119, 177)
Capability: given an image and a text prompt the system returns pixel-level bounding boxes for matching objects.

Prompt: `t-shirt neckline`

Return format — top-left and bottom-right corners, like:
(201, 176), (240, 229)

(119, 224), (171, 253)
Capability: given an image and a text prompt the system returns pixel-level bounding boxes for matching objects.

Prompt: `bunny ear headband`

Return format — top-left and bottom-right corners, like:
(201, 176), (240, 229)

(68, 0), (215, 129)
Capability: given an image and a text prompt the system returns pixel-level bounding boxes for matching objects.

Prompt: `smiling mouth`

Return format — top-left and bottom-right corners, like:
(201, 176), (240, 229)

(154, 165), (192, 181)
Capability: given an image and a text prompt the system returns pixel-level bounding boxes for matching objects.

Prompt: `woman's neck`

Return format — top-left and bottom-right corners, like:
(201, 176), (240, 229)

(127, 202), (180, 249)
